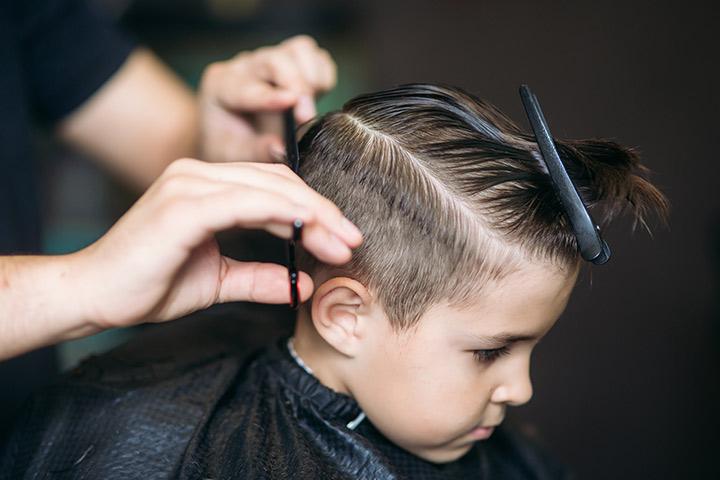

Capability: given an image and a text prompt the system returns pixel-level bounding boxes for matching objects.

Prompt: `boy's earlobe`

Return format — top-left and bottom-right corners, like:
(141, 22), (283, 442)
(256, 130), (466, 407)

(311, 277), (371, 358)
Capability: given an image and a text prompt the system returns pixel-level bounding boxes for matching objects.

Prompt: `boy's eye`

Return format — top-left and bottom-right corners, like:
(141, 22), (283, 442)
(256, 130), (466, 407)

(472, 346), (511, 364)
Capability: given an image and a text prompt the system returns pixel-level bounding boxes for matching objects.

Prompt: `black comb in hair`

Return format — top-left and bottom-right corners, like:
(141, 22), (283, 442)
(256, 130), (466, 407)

(519, 85), (611, 265)
(284, 108), (303, 308)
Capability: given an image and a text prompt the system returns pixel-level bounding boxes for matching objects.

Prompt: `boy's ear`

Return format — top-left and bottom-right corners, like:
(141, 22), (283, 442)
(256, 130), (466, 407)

(310, 277), (372, 357)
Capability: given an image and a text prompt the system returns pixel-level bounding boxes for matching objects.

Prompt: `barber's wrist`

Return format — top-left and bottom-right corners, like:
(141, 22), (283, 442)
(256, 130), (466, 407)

(0, 253), (102, 361)
(64, 243), (122, 334)
(53, 250), (106, 339)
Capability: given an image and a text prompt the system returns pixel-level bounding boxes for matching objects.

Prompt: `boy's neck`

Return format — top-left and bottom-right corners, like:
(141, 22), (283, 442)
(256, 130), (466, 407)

(293, 308), (352, 396)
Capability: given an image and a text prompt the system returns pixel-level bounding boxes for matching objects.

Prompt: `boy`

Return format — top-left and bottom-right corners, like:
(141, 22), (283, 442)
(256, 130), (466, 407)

(0, 84), (666, 479)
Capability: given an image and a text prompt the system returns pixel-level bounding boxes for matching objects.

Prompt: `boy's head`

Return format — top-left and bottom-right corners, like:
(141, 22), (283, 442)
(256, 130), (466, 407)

(292, 84), (667, 462)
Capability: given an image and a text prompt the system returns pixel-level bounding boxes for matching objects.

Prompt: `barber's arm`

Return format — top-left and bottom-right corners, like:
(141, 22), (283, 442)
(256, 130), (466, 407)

(0, 33), (341, 361)
(57, 35), (336, 187)
(0, 160), (363, 361)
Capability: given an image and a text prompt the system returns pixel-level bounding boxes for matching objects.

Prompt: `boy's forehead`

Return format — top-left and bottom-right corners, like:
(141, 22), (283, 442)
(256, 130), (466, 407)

(453, 262), (577, 308)
(420, 265), (577, 334)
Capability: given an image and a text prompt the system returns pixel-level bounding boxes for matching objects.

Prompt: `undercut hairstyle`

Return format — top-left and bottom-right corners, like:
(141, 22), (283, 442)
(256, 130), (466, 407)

(296, 84), (667, 329)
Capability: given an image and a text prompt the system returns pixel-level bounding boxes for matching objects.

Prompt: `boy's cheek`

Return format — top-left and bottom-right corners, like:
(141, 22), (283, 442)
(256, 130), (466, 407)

(353, 328), (493, 454)
(352, 361), (490, 453)
(365, 398), (481, 464)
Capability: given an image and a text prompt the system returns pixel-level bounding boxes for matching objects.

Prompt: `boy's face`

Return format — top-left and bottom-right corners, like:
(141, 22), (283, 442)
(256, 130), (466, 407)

(346, 263), (578, 463)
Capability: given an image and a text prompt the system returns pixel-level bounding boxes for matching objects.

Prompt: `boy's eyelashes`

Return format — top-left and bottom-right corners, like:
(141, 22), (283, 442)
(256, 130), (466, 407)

(471, 345), (511, 364)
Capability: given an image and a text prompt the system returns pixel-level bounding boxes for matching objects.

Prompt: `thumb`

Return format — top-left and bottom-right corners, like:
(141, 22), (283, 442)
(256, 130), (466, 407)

(216, 258), (314, 305)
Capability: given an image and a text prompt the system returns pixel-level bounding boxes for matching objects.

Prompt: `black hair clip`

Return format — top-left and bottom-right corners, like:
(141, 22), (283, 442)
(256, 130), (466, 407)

(519, 85), (611, 265)
(284, 108), (303, 308)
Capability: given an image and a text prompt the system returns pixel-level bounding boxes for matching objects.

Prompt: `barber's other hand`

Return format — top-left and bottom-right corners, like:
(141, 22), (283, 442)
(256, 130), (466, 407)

(72, 159), (361, 330)
(199, 35), (336, 164)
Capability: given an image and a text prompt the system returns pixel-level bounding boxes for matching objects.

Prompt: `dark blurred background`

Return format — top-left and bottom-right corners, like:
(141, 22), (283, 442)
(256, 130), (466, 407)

(5, 0), (719, 478)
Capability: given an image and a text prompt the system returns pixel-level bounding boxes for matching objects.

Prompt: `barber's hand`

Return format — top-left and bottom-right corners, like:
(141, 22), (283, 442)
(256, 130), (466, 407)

(199, 35), (336, 164)
(73, 159), (361, 330)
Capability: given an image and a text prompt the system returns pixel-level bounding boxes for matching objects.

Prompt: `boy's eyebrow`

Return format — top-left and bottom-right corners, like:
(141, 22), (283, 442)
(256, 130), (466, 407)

(468, 333), (538, 345)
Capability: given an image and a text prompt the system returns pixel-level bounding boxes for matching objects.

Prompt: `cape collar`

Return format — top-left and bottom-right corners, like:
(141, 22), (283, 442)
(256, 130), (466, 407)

(265, 337), (366, 429)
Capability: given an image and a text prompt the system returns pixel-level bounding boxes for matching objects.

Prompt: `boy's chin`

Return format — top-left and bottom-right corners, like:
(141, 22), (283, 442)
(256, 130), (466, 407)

(408, 442), (475, 464)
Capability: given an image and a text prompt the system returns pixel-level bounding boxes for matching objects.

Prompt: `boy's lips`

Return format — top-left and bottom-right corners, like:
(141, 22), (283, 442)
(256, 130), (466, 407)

(468, 425), (496, 440)
(467, 419), (502, 440)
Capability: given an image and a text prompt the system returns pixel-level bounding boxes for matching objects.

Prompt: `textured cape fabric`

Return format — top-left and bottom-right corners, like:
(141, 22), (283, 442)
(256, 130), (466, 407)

(0, 307), (569, 480)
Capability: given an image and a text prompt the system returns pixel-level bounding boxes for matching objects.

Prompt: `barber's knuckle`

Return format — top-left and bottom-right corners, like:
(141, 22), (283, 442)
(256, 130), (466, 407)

(262, 55), (285, 78)
(205, 61), (222, 75)
(253, 46), (274, 61)
(156, 196), (188, 227)
(165, 158), (195, 176)
(288, 35), (318, 51)
(159, 173), (180, 194)
(158, 178), (193, 202)
(201, 61), (225, 85)
(231, 51), (251, 63)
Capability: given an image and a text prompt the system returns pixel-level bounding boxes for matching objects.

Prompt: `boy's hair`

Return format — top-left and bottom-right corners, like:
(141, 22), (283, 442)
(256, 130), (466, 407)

(297, 84), (667, 328)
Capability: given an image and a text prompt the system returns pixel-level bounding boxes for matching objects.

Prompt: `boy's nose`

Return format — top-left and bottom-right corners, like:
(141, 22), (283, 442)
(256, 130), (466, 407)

(491, 365), (533, 407)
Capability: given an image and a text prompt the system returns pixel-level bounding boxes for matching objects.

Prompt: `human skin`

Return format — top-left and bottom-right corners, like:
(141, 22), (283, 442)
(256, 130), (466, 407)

(294, 262), (579, 463)
(0, 35), (339, 361)
(0, 161), (362, 361)
(58, 35), (336, 188)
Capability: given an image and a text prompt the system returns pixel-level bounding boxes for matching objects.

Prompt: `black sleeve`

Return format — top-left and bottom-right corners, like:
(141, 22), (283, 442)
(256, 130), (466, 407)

(13, 0), (135, 123)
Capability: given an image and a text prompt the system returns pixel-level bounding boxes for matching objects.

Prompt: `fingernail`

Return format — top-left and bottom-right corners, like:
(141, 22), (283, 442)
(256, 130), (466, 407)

(296, 95), (317, 122)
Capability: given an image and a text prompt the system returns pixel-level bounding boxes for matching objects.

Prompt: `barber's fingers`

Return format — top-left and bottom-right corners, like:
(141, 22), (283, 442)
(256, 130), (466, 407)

(208, 58), (309, 124)
(281, 35), (337, 94)
(150, 168), (360, 265)
(208, 61), (297, 113)
(279, 36), (337, 122)
(208, 36), (336, 118)
(250, 50), (317, 122)
(216, 259), (314, 304)
(183, 187), (353, 265)
(207, 52), (302, 114)
(174, 161), (346, 224)
(164, 160), (362, 248)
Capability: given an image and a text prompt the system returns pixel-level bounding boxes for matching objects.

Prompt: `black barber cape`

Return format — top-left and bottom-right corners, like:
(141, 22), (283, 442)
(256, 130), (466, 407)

(0, 308), (568, 480)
